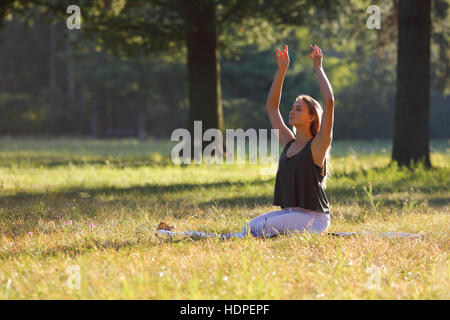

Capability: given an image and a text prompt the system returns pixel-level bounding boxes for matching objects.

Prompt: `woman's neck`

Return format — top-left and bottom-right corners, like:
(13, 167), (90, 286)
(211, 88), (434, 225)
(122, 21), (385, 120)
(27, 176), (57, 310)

(294, 127), (313, 145)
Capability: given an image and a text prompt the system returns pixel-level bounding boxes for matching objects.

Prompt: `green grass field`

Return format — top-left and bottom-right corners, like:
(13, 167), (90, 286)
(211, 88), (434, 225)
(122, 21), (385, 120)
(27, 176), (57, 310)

(0, 136), (448, 299)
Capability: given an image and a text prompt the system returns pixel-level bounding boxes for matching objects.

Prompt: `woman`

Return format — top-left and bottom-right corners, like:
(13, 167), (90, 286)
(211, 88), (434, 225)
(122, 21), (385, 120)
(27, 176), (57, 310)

(242, 44), (334, 238)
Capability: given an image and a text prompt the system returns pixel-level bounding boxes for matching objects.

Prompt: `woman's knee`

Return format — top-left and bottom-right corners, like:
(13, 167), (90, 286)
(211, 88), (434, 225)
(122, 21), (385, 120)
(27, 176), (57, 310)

(242, 221), (262, 237)
(242, 210), (285, 237)
(241, 223), (251, 236)
(260, 212), (330, 236)
(299, 215), (330, 234)
(249, 220), (280, 238)
(311, 214), (330, 233)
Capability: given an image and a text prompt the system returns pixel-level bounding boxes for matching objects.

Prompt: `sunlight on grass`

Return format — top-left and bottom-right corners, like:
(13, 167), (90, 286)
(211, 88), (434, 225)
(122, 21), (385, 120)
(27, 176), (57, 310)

(0, 137), (448, 299)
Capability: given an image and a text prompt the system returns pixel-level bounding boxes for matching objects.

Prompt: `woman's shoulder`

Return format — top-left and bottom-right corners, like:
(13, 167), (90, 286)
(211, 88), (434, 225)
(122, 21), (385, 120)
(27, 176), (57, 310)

(282, 139), (295, 152)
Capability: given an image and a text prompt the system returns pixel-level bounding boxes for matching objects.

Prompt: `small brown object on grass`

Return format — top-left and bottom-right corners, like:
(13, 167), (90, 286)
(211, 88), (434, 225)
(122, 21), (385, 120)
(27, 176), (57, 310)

(156, 222), (174, 231)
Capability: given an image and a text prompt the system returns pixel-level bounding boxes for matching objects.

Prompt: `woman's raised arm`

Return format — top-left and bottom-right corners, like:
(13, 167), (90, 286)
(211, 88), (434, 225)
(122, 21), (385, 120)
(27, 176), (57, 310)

(309, 44), (334, 168)
(311, 44), (334, 139)
(266, 44), (295, 148)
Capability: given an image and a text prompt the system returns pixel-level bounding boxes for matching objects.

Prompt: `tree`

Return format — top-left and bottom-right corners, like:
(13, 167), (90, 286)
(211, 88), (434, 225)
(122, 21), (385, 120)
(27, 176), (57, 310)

(304, 0), (448, 160)
(91, 0), (338, 153)
(0, 0), (341, 144)
(392, 0), (432, 168)
(183, 0), (223, 146)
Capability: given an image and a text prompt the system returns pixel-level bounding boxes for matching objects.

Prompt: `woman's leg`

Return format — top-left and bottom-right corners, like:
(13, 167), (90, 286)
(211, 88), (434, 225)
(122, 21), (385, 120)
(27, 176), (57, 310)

(241, 209), (288, 237)
(253, 209), (330, 238)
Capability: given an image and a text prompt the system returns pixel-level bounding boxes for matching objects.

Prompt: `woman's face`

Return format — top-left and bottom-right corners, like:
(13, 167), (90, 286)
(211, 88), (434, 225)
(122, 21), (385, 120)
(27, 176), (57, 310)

(288, 99), (314, 127)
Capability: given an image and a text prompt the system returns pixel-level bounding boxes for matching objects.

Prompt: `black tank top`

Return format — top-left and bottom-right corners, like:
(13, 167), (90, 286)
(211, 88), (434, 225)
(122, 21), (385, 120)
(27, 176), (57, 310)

(273, 138), (330, 213)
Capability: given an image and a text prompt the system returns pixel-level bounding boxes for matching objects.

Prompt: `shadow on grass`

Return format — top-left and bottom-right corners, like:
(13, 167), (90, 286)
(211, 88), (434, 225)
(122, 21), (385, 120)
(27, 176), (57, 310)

(0, 156), (173, 169)
(428, 197), (450, 207)
(195, 193), (449, 224)
(0, 237), (154, 260)
(0, 179), (273, 204)
(0, 179), (275, 234)
(1, 177), (446, 211)
(1, 166), (447, 237)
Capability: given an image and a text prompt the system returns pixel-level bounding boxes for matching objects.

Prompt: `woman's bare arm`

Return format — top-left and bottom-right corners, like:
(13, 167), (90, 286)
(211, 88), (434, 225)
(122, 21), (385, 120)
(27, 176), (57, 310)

(266, 68), (286, 109)
(310, 45), (334, 167)
(315, 66), (334, 139)
(266, 45), (295, 148)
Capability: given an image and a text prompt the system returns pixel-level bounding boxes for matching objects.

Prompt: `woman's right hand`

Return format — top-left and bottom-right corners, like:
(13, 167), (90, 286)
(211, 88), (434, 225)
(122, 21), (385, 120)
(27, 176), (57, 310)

(310, 44), (323, 70)
(276, 44), (290, 72)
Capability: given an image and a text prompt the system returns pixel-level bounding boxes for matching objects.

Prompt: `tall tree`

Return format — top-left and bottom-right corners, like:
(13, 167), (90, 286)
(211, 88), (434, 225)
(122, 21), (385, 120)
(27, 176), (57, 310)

(392, 0), (432, 168)
(49, 21), (57, 90)
(65, 30), (74, 99)
(183, 0), (223, 146)
(1, 0), (338, 143)
(305, 0), (448, 163)
(86, 0), (336, 151)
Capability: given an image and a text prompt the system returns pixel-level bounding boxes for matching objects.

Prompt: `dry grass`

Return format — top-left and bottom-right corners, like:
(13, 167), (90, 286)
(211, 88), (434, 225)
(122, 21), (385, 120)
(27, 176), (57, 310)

(0, 137), (448, 299)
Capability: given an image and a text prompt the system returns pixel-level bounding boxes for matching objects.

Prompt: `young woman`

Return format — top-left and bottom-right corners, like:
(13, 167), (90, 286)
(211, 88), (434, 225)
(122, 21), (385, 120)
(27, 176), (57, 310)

(241, 44), (334, 238)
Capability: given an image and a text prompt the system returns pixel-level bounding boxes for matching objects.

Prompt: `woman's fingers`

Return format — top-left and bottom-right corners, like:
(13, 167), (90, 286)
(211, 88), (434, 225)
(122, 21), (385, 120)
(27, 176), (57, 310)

(309, 44), (322, 58)
(310, 44), (316, 58)
(310, 44), (316, 59)
(276, 45), (289, 62)
(314, 44), (322, 55)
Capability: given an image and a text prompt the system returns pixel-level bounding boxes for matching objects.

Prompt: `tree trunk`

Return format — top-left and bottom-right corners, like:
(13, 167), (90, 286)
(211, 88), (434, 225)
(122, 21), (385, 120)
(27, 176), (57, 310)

(90, 53), (108, 139)
(137, 103), (146, 142)
(65, 31), (74, 99)
(79, 84), (88, 135)
(90, 100), (107, 139)
(183, 0), (224, 159)
(49, 21), (56, 90)
(392, 0), (432, 168)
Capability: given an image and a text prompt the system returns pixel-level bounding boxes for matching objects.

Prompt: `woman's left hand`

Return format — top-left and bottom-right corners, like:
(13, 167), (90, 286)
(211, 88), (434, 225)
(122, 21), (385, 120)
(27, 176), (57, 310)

(276, 44), (290, 72)
(310, 44), (323, 69)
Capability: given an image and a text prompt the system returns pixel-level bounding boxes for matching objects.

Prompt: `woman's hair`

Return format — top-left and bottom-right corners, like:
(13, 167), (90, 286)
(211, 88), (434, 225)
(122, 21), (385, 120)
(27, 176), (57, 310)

(293, 94), (333, 189)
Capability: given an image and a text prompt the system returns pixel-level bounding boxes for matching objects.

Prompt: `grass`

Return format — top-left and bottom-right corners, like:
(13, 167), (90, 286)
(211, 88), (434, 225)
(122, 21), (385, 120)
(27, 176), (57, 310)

(0, 136), (448, 299)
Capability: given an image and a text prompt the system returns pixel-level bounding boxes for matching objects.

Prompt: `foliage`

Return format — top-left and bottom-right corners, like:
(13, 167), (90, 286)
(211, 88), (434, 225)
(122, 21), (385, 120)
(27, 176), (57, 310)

(0, 1), (448, 139)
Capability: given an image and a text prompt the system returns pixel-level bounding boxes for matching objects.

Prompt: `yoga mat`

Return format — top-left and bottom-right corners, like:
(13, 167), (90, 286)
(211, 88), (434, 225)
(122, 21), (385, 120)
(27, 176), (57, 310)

(155, 229), (245, 240)
(328, 232), (423, 238)
(155, 229), (423, 240)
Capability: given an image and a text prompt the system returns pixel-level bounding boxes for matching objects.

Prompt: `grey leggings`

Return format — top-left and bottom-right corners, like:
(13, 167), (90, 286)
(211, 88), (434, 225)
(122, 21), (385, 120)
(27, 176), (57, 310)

(242, 207), (330, 238)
